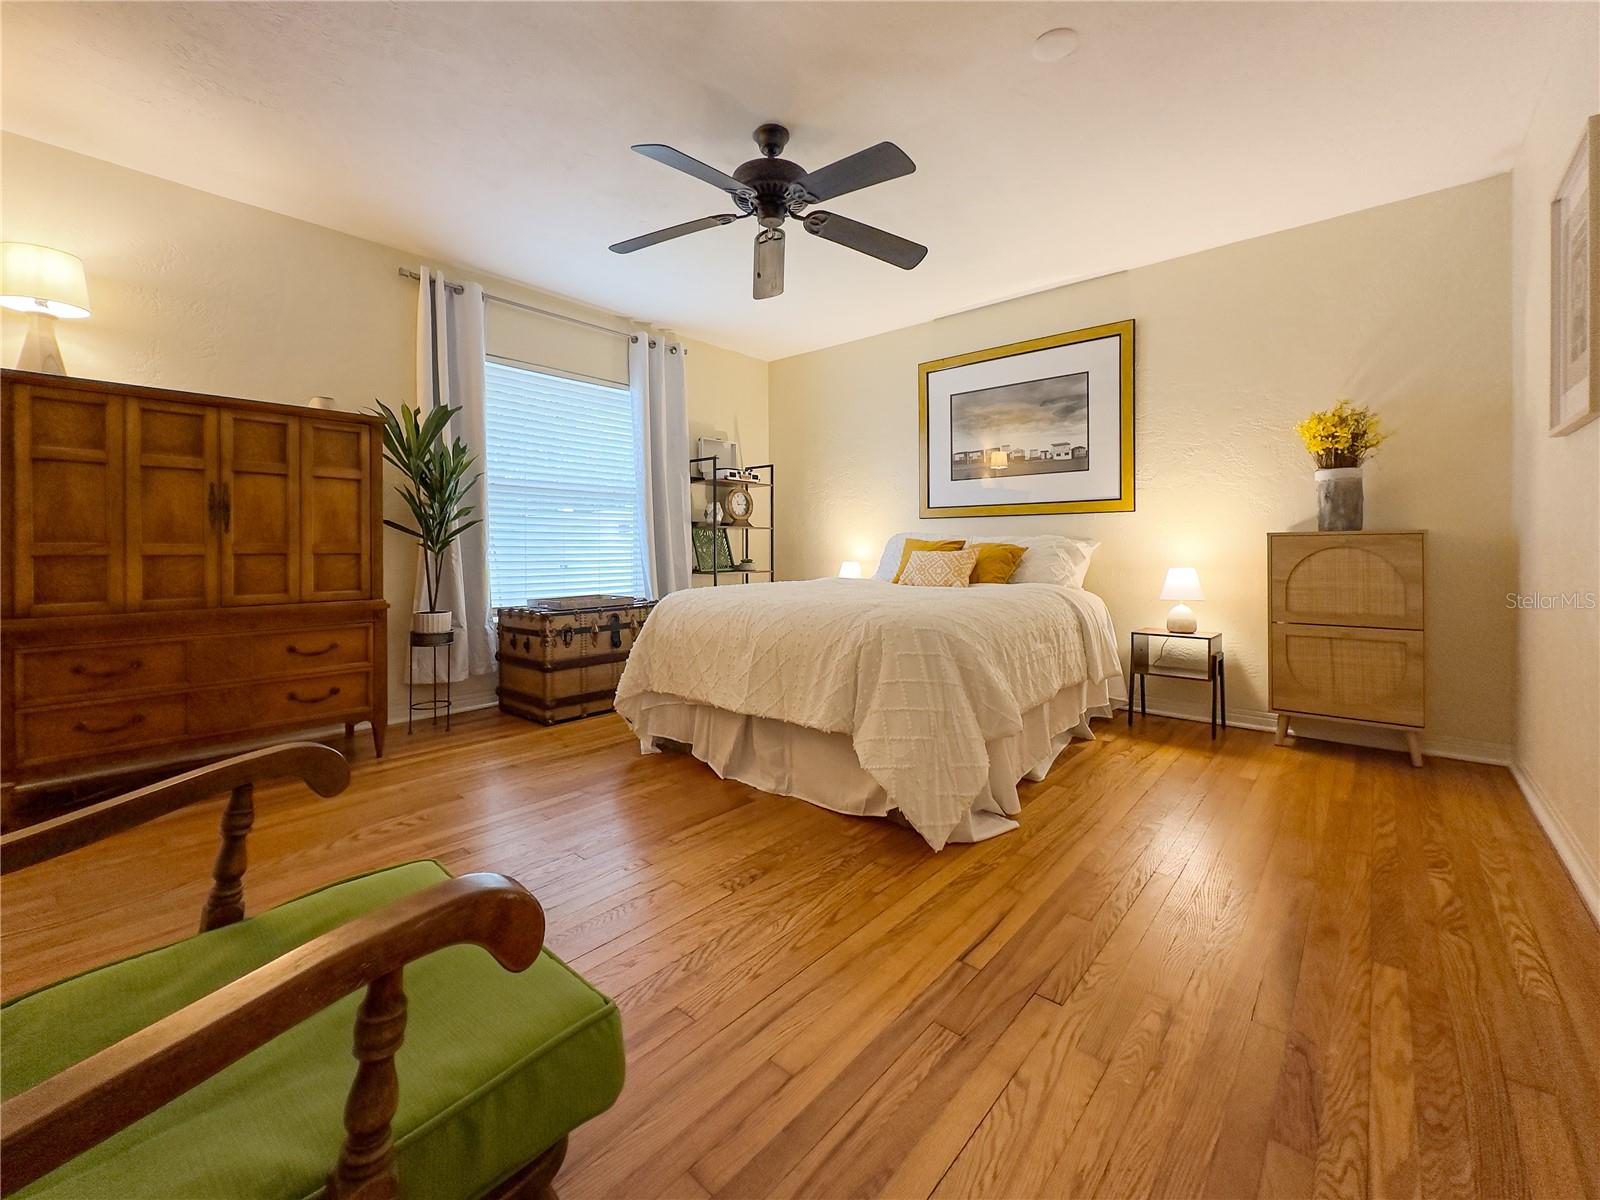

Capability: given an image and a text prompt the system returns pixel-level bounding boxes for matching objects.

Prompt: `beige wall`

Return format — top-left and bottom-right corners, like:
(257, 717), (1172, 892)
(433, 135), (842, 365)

(1508, 13), (1600, 915)
(771, 176), (1517, 760)
(0, 133), (770, 718)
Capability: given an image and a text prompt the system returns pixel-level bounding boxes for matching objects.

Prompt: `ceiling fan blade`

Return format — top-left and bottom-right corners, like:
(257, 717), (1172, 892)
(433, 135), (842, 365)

(802, 211), (927, 270)
(794, 142), (915, 204)
(753, 229), (785, 299)
(609, 214), (743, 254)
(631, 144), (756, 199)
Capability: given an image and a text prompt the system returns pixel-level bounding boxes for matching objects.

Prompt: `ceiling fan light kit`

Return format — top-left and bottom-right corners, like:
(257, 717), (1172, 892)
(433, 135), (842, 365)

(609, 123), (927, 299)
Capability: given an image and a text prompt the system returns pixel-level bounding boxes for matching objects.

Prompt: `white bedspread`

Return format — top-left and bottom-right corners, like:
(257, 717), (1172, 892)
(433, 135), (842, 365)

(615, 578), (1122, 849)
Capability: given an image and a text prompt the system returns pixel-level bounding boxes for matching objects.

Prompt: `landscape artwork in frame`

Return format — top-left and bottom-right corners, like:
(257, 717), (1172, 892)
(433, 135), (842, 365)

(919, 320), (1134, 517)
(1551, 114), (1600, 436)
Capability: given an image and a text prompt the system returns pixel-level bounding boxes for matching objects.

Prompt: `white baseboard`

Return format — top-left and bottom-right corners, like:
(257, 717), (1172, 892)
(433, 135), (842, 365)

(1510, 762), (1600, 922)
(388, 678), (499, 726)
(1110, 690), (1512, 766)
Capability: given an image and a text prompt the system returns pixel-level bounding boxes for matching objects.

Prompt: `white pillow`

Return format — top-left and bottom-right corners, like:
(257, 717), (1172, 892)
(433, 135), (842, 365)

(872, 532), (917, 581)
(969, 534), (1099, 587)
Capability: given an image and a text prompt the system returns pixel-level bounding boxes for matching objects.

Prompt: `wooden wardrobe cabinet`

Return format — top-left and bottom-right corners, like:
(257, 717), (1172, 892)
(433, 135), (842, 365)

(2, 371), (387, 789)
(1267, 530), (1425, 765)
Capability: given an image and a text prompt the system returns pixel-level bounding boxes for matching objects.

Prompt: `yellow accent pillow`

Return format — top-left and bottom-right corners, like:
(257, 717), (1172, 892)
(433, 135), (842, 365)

(969, 542), (1027, 584)
(892, 538), (966, 583)
(897, 547), (980, 587)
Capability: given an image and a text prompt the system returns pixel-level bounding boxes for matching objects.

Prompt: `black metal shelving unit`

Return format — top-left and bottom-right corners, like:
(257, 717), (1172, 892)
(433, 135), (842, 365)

(689, 455), (774, 585)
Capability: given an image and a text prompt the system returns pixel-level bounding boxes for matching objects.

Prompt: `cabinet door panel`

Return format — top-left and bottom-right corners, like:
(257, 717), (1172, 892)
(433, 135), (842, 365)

(11, 384), (126, 616)
(222, 411), (300, 605)
(1269, 624), (1425, 727)
(300, 419), (371, 601)
(127, 399), (219, 610)
(1269, 533), (1424, 629)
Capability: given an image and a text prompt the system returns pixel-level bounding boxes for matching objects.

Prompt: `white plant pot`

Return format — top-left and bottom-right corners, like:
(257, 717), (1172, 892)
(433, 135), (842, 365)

(413, 609), (452, 635)
(1314, 466), (1364, 532)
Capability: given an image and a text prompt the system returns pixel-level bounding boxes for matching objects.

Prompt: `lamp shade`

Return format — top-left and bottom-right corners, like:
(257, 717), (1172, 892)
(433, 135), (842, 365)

(838, 560), (863, 579)
(0, 243), (91, 319)
(1159, 566), (1204, 602)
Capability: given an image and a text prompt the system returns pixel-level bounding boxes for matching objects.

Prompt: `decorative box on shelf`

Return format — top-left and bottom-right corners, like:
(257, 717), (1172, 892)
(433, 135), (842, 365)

(496, 595), (655, 725)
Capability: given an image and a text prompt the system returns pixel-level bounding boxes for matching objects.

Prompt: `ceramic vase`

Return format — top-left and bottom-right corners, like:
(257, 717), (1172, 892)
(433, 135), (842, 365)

(1315, 466), (1364, 531)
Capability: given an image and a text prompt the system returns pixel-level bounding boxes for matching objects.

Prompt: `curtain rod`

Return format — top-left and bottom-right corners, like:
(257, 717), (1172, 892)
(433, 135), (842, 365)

(397, 267), (636, 341)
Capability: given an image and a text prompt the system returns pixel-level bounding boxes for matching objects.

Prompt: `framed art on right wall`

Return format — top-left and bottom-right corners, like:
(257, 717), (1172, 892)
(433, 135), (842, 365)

(1550, 113), (1600, 436)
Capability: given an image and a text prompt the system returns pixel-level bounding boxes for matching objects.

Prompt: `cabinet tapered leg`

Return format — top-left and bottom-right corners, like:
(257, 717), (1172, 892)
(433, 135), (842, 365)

(1274, 713), (1291, 746)
(1405, 731), (1423, 768)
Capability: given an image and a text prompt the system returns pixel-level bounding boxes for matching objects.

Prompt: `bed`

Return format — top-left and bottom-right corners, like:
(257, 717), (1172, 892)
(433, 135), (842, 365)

(615, 535), (1121, 850)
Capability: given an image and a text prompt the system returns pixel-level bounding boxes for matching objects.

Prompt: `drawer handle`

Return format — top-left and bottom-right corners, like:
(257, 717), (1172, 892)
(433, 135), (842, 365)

(70, 659), (143, 680)
(287, 642), (339, 657)
(73, 713), (146, 735)
(288, 686), (342, 704)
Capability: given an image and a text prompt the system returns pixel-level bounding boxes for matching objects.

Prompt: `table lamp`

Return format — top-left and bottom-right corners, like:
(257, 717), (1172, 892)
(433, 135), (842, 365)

(838, 560), (863, 579)
(1, 243), (91, 374)
(1160, 566), (1204, 633)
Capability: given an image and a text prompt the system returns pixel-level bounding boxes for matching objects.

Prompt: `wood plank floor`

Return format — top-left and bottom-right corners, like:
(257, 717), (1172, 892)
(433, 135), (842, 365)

(4, 710), (1597, 1199)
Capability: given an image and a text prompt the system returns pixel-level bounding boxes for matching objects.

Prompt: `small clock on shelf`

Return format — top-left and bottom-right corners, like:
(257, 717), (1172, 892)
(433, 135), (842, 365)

(724, 484), (754, 526)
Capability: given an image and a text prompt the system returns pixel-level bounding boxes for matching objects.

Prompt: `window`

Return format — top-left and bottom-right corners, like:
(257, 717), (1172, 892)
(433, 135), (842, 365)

(482, 358), (648, 605)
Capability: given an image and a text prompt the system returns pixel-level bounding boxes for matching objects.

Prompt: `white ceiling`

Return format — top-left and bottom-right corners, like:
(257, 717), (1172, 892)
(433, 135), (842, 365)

(0, 2), (1584, 360)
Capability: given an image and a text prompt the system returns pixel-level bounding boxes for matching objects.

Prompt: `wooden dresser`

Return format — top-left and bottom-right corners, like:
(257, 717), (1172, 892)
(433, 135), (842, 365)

(1268, 530), (1425, 765)
(1, 371), (387, 791)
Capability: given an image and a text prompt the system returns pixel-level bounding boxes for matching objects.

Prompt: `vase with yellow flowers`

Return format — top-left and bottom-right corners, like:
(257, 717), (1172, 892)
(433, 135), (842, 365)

(1295, 399), (1387, 531)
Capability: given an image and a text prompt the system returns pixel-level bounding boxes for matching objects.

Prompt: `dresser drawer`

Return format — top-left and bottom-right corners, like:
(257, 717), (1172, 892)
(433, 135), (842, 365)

(1269, 532), (1424, 629)
(188, 625), (371, 685)
(189, 669), (371, 736)
(17, 641), (188, 704)
(1270, 624), (1424, 727)
(18, 695), (188, 766)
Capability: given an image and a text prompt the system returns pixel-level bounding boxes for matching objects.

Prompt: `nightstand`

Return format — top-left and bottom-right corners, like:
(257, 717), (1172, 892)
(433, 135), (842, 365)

(1128, 628), (1226, 738)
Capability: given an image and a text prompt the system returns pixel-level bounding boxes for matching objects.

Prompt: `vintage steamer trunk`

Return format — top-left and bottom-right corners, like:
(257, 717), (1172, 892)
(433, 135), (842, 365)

(497, 595), (655, 724)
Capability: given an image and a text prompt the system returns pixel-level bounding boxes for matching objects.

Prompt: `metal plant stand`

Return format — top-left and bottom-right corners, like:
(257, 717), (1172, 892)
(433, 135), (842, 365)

(408, 629), (454, 733)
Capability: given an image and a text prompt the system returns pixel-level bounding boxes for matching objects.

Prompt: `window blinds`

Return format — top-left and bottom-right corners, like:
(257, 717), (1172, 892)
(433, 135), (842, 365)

(482, 358), (648, 606)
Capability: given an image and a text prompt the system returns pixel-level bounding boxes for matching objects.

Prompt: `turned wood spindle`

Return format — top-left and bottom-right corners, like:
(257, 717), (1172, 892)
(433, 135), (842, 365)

(327, 969), (408, 1199)
(200, 783), (254, 931)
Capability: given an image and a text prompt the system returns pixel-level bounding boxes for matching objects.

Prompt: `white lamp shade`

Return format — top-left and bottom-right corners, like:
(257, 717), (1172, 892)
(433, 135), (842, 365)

(0, 243), (91, 319)
(837, 560), (863, 578)
(1159, 566), (1204, 602)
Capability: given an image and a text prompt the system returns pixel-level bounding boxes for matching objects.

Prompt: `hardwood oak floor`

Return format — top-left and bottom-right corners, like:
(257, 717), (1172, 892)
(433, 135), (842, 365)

(3, 710), (1597, 1199)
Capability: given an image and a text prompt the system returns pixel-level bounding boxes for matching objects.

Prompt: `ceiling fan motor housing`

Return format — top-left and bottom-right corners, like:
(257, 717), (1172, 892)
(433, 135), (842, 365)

(733, 140), (807, 227)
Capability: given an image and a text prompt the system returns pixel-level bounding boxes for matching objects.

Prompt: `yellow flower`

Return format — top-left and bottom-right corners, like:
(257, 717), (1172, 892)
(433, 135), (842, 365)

(1296, 399), (1387, 469)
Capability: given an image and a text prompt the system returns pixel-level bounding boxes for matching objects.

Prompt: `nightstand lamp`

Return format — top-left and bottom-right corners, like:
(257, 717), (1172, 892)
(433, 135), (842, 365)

(1160, 566), (1204, 633)
(837, 560), (863, 578)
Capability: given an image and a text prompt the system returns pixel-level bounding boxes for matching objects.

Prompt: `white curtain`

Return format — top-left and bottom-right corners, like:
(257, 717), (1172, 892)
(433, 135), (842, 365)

(631, 331), (692, 597)
(413, 267), (494, 682)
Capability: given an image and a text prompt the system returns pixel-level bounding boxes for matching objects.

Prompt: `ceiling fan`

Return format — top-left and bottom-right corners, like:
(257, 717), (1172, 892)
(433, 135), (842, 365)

(608, 123), (927, 299)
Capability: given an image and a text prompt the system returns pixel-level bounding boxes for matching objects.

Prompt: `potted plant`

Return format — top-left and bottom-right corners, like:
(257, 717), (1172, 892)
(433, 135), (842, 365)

(374, 400), (482, 635)
(1294, 399), (1388, 531)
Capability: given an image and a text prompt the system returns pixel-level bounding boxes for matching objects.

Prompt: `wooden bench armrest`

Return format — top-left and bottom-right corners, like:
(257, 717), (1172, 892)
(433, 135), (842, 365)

(0, 872), (546, 1195)
(0, 743), (350, 875)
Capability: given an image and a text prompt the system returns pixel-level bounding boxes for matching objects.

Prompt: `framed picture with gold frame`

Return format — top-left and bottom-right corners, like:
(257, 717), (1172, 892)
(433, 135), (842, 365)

(918, 320), (1134, 517)
(1550, 114), (1600, 436)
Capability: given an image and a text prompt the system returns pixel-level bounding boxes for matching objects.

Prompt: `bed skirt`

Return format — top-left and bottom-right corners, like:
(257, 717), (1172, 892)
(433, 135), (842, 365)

(621, 678), (1113, 845)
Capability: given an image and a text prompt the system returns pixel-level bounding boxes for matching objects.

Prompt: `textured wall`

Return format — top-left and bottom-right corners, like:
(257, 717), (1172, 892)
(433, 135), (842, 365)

(770, 176), (1517, 760)
(0, 133), (771, 718)
(1508, 10), (1600, 915)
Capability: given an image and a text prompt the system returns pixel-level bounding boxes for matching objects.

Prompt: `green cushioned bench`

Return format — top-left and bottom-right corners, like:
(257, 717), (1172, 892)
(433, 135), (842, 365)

(0, 744), (625, 1200)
